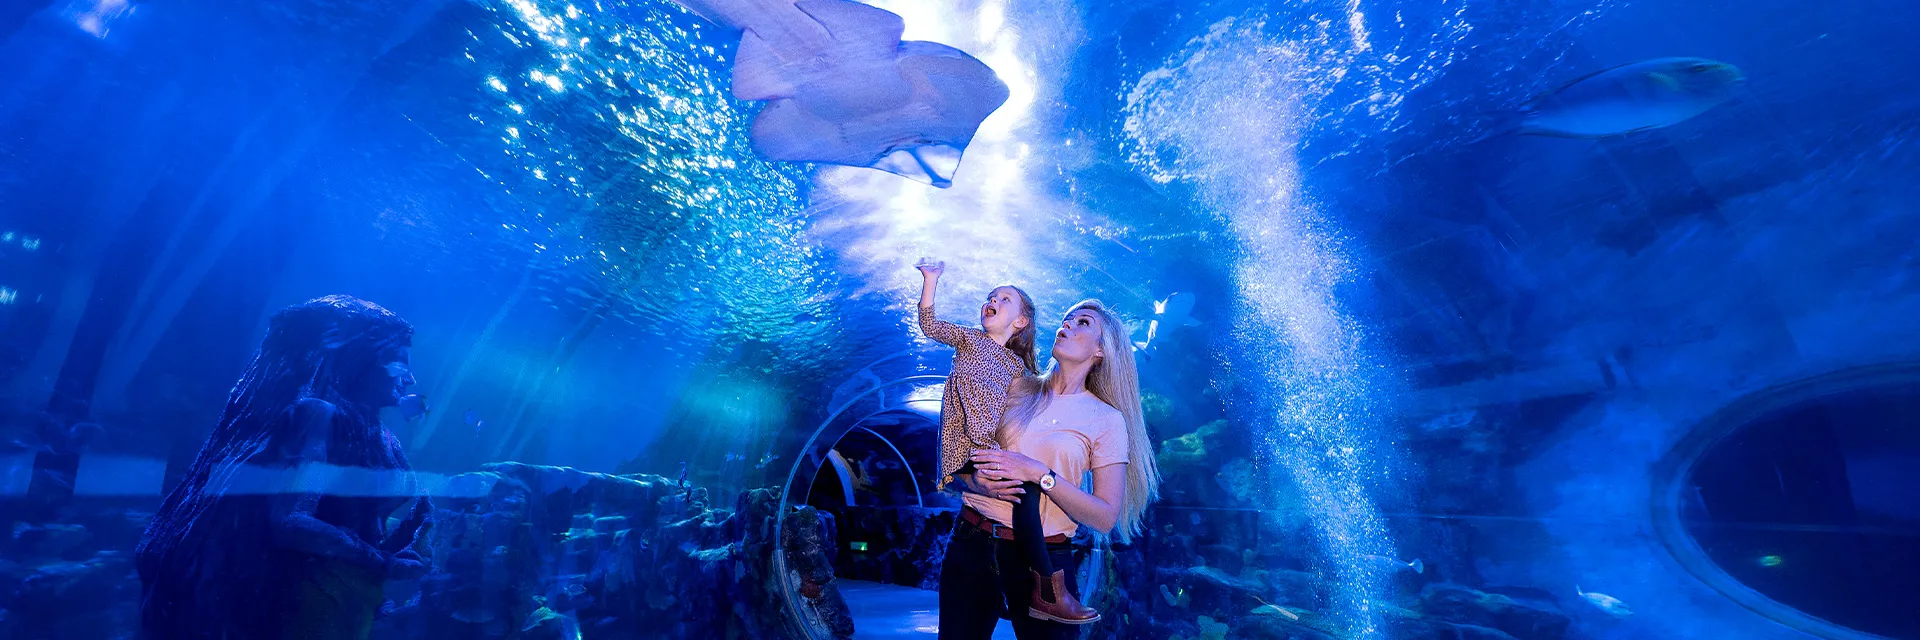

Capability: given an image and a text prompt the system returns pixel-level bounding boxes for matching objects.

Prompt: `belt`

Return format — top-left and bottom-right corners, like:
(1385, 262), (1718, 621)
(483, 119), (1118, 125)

(961, 506), (1069, 544)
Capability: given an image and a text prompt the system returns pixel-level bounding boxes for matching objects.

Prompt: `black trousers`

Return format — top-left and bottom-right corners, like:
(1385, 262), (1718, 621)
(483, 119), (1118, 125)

(937, 520), (1085, 640)
(952, 462), (1055, 581)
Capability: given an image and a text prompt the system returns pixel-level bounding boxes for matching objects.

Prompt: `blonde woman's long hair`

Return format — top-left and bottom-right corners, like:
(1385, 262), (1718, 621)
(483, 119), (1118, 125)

(1000, 299), (1161, 542)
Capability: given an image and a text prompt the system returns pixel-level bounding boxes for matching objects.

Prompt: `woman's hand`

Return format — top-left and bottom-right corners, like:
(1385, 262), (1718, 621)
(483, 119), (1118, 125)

(956, 473), (1026, 503)
(970, 449), (1050, 484)
(915, 257), (945, 278)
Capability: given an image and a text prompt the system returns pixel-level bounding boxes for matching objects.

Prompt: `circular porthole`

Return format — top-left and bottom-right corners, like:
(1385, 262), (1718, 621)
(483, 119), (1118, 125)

(1653, 364), (1920, 640)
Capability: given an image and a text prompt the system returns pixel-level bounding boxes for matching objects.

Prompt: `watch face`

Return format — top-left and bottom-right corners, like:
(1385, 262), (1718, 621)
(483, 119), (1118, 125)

(1040, 473), (1055, 490)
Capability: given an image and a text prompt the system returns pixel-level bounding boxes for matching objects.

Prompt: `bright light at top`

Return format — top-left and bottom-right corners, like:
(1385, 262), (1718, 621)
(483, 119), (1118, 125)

(812, 0), (1086, 309)
(67, 0), (132, 38)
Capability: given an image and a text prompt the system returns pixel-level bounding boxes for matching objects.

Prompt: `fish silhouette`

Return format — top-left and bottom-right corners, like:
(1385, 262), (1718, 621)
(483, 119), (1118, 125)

(1131, 292), (1201, 362)
(397, 394), (431, 422)
(1485, 57), (1745, 140)
(1576, 585), (1633, 618)
(669, 0), (1009, 187)
(755, 452), (780, 469)
(1362, 554), (1425, 574)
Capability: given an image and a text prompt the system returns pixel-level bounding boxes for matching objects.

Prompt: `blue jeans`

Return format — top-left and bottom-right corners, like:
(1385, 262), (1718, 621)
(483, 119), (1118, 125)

(937, 519), (1085, 640)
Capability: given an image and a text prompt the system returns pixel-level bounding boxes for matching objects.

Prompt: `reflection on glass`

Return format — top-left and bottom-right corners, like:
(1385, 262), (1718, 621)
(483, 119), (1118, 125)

(1684, 384), (1920, 639)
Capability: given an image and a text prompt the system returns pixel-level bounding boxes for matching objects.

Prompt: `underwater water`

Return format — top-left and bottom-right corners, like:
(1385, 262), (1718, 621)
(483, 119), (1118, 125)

(2, 0), (1918, 638)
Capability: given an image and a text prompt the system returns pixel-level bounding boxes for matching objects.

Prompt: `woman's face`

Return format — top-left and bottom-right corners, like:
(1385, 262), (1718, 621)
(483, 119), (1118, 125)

(1050, 308), (1106, 364)
(359, 344), (416, 408)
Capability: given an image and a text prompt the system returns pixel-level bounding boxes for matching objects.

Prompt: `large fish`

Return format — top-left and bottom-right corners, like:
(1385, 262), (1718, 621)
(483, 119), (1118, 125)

(1502, 57), (1745, 138)
(669, 0), (1009, 187)
(1575, 585), (1633, 618)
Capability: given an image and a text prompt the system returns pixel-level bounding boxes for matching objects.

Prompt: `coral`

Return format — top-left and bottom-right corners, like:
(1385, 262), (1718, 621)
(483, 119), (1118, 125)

(1193, 615), (1230, 640)
(0, 534), (139, 639)
(371, 463), (851, 640)
(827, 506), (957, 590)
(1157, 421), (1219, 469)
(1216, 457), (1263, 506)
(1142, 391), (1175, 426)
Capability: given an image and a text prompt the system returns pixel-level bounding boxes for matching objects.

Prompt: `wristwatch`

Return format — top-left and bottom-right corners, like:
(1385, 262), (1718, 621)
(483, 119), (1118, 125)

(1038, 470), (1058, 492)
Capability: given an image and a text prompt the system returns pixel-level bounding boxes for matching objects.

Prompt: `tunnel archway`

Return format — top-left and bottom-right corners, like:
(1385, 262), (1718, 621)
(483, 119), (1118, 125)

(773, 373), (948, 639)
(774, 361), (1114, 639)
(804, 417), (947, 513)
(1653, 362), (1920, 640)
(800, 407), (960, 592)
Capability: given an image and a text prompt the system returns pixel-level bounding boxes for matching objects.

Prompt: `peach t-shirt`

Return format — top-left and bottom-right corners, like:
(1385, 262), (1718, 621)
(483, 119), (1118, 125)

(961, 391), (1130, 538)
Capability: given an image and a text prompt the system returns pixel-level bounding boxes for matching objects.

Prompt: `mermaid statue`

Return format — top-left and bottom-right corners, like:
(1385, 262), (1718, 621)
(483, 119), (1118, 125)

(136, 295), (431, 639)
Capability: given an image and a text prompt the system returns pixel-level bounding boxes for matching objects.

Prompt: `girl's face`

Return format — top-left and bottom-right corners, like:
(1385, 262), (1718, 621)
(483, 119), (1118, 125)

(1051, 308), (1106, 364)
(981, 286), (1030, 335)
(359, 344), (416, 408)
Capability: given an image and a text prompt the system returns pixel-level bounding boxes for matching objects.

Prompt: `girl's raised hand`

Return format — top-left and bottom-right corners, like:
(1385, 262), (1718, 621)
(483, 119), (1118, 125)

(914, 257), (945, 277)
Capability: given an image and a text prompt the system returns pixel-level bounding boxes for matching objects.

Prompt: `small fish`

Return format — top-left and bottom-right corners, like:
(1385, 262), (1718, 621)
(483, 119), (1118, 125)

(1159, 584), (1190, 608)
(1576, 585), (1633, 618)
(1250, 596), (1301, 621)
(724, 453), (746, 462)
(1132, 292), (1201, 362)
(464, 409), (485, 435)
(1416, 411), (1477, 434)
(1491, 57), (1745, 140)
(755, 452), (780, 469)
(397, 394), (430, 422)
(1363, 554), (1425, 574)
(1250, 604), (1300, 620)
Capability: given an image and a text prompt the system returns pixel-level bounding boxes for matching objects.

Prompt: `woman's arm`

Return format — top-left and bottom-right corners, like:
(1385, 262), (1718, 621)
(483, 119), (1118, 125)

(267, 398), (388, 571)
(969, 450), (1128, 535)
(915, 259), (967, 347)
(1041, 464), (1126, 535)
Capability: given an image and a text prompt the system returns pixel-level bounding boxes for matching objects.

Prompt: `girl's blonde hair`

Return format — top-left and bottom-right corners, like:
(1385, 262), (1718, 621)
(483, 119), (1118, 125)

(1000, 299), (1161, 542)
(997, 285), (1042, 375)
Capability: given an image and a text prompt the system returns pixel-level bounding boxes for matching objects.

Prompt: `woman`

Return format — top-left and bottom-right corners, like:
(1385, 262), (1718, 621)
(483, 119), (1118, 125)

(136, 295), (431, 639)
(938, 300), (1162, 640)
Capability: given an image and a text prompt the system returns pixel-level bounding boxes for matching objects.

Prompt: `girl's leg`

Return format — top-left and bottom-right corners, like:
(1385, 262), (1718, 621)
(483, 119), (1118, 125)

(1001, 543), (1086, 640)
(1010, 482), (1056, 598)
(938, 523), (1007, 640)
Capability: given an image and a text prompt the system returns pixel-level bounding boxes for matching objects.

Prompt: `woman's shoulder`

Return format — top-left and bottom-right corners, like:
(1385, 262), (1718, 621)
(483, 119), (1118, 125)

(1065, 393), (1124, 423)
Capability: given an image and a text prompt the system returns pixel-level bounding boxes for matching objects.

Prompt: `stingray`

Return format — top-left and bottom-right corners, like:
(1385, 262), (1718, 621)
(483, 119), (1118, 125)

(672, 0), (1009, 187)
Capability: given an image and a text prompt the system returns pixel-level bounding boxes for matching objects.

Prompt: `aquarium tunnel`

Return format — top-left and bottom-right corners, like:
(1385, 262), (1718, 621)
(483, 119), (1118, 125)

(1, 0), (1917, 639)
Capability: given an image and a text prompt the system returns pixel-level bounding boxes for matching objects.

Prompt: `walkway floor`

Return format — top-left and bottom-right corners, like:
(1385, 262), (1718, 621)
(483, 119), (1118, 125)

(838, 579), (1017, 640)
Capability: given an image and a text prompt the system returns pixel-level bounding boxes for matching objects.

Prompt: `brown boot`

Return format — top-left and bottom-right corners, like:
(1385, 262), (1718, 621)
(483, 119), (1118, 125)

(1028, 569), (1100, 625)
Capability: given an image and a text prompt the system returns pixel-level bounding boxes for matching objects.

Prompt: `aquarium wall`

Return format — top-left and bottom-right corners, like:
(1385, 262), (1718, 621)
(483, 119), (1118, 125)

(2, 0), (1916, 639)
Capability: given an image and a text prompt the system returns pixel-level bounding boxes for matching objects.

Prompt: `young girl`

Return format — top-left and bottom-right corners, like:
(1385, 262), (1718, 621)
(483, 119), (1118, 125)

(914, 257), (1100, 624)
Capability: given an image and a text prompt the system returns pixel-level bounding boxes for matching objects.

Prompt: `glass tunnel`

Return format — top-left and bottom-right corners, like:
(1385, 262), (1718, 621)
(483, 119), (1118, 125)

(1, 0), (1916, 639)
